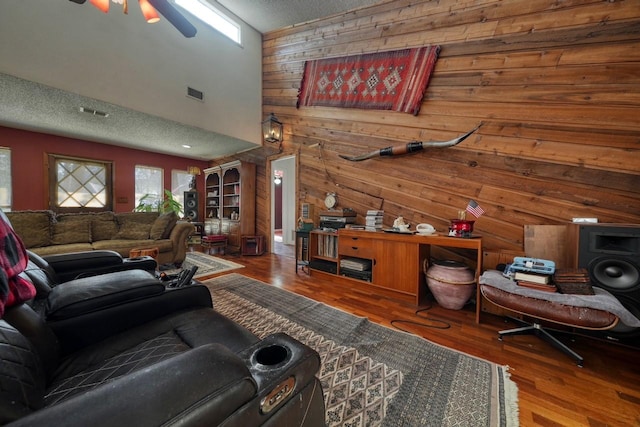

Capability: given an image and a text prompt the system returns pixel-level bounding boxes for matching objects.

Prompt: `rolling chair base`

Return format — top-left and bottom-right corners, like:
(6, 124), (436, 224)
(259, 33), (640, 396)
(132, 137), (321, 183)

(498, 318), (584, 367)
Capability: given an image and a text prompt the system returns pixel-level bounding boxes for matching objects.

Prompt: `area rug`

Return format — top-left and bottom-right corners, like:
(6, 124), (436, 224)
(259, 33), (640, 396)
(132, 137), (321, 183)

(203, 273), (519, 427)
(297, 46), (440, 115)
(174, 252), (244, 278)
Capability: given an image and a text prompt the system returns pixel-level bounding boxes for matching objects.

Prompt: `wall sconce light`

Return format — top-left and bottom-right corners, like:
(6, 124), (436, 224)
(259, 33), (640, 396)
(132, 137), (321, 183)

(187, 166), (201, 190)
(262, 113), (283, 150)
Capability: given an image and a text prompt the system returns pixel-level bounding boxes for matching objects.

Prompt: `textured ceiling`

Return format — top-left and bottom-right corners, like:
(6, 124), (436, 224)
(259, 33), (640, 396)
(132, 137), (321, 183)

(0, 0), (383, 160)
(216, 0), (383, 33)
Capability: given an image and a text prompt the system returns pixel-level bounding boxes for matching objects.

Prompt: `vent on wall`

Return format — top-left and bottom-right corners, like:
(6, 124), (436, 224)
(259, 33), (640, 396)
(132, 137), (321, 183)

(187, 87), (204, 101)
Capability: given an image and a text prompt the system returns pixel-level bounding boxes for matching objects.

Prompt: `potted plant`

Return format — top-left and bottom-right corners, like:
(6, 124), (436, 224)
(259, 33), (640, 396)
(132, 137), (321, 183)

(135, 189), (184, 217)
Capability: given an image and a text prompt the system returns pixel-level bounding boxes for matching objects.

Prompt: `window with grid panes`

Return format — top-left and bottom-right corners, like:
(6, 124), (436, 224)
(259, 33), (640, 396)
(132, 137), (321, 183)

(48, 154), (113, 212)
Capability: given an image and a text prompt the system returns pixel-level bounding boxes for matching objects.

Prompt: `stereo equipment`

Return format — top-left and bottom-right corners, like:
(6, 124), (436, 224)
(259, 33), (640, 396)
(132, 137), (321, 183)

(184, 191), (199, 221)
(570, 223), (640, 345)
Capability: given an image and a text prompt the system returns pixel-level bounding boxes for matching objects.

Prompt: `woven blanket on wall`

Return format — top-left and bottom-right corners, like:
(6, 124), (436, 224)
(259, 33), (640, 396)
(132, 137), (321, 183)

(297, 46), (440, 115)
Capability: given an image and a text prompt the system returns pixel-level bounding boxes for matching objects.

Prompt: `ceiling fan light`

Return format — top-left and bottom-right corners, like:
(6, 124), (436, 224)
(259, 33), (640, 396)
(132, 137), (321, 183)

(139, 0), (160, 23)
(89, 0), (110, 13)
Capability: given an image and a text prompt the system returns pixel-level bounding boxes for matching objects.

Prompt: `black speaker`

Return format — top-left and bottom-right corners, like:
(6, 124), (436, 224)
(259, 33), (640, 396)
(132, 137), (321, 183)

(184, 191), (199, 221)
(575, 223), (640, 343)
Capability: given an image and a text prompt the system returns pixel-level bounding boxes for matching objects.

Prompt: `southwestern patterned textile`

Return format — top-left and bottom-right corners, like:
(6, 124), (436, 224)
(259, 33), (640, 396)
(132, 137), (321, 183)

(297, 46), (440, 115)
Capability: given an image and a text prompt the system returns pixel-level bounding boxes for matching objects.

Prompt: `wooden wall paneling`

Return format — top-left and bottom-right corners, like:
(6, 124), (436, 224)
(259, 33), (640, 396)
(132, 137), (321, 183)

(258, 0), (640, 258)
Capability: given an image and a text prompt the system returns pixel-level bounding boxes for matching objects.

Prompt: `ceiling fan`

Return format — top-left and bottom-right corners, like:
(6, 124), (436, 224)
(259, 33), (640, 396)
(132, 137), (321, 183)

(69, 0), (197, 38)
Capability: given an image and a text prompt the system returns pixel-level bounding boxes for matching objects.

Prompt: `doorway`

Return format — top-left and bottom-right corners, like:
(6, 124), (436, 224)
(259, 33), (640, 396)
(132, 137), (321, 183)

(271, 155), (296, 257)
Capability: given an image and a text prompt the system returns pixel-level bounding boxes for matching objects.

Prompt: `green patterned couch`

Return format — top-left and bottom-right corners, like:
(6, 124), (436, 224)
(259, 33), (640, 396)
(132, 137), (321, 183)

(5, 210), (194, 266)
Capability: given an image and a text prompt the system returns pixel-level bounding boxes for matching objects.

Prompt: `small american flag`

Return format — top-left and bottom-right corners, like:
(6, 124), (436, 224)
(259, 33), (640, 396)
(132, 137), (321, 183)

(466, 199), (485, 218)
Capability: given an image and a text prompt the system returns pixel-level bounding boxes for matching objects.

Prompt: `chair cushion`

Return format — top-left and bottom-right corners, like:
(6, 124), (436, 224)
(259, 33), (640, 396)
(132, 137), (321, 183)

(481, 284), (618, 329)
(48, 308), (259, 405)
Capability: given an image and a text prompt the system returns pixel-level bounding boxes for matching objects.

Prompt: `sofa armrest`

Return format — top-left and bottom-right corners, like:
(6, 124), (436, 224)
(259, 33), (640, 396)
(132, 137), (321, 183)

(233, 332), (322, 422)
(50, 285), (214, 355)
(43, 250), (123, 270)
(46, 270), (163, 321)
(168, 222), (195, 265)
(6, 345), (258, 427)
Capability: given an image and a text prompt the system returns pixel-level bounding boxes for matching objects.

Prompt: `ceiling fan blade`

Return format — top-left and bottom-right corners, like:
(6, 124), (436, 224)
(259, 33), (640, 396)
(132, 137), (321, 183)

(148, 0), (197, 38)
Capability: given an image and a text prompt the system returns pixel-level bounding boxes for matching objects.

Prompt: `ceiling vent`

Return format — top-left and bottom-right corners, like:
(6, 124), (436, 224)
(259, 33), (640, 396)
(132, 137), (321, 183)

(79, 106), (109, 118)
(187, 86), (204, 101)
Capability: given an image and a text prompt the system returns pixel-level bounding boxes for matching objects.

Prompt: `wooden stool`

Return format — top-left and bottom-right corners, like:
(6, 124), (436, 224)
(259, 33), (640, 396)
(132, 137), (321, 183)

(241, 235), (265, 256)
(202, 235), (227, 255)
(129, 247), (159, 270)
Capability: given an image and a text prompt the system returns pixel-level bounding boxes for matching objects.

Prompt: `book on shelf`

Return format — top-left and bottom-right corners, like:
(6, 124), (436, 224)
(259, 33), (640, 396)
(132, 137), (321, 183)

(514, 271), (551, 284)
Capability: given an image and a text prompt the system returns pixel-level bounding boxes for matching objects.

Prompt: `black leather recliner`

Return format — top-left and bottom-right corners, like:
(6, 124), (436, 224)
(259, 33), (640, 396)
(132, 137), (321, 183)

(1, 236), (326, 426)
(26, 249), (158, 284)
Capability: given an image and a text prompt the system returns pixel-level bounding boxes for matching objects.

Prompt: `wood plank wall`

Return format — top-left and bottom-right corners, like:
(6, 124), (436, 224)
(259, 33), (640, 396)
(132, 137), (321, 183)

(246, 0), (640, 254)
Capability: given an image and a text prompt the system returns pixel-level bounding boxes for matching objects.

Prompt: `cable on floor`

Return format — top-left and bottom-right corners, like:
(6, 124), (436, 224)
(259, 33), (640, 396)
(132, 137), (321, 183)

(390, 303), (451, 333)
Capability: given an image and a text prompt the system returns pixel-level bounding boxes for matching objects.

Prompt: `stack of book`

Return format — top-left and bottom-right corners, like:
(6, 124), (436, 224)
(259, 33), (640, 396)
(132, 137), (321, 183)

(514, 271), (557, 292)
(340, 257), (372, 271)
(365, 210), (384, 231)
(553, 268), (595, 295)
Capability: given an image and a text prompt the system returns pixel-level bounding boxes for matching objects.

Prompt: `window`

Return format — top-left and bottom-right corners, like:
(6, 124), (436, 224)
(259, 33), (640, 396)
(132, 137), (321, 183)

(171, 169), (193, 212)
(135, 165), (163, 210)
(174, 0), (241, 44)
(48, 154), (113, 212)
(0, 147), (11, 211)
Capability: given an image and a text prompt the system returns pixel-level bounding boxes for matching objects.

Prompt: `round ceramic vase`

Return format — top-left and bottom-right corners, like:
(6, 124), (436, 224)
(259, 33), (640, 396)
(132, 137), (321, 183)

(425, 259), (476, 310)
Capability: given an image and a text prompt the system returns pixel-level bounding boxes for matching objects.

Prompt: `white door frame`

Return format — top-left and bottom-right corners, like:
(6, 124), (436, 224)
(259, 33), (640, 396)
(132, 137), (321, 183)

(270, 155), (296, 248)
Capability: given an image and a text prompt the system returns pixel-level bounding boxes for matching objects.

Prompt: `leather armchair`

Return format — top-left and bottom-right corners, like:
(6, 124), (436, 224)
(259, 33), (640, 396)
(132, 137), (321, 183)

(1, 301), (325, 426)
(0, 214), (326, 426)
(26, 250), (157, 284)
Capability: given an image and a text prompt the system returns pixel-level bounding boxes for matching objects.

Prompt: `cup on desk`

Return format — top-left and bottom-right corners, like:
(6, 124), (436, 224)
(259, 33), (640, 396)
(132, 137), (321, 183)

(416, 223), (436, 235)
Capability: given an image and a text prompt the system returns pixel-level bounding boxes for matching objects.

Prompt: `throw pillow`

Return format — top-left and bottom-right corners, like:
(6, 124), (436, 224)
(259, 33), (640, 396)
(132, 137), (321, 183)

(91, 212), (118, 241)
(115, 212), (156, 240)
(4, 210), (54, 248)
(112, 222), (151, 240)
(149, 211), (179, 240)
(51, 214), (92, 245)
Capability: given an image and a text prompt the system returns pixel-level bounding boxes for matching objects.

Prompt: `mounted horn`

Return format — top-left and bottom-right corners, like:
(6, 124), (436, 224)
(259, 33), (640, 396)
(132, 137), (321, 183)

(339, 124), (482, 162)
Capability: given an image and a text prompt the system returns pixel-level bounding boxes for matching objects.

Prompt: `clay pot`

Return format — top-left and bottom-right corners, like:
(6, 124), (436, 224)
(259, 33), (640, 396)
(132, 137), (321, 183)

(424, 259), (476, 310)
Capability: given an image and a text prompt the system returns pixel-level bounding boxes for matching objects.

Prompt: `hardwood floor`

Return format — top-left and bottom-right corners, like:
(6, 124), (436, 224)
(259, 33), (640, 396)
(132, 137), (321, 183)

(200, 247), (640, 427)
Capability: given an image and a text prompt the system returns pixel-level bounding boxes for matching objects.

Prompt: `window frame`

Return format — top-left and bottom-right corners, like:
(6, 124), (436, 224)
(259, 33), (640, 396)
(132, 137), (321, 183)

(47, 154), (113, 213)
(134, 165), (164, 211)
(0, 147), (11, 211)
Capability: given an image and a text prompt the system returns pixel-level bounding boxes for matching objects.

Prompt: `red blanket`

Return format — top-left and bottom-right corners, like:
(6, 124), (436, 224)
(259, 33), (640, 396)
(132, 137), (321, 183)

(0, 212), (36, 317)
(297, 46), (440, 115)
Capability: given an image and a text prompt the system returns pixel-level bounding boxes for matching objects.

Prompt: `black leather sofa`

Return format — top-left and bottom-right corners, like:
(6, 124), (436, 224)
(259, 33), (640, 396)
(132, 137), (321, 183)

(1, 252), (326, 426)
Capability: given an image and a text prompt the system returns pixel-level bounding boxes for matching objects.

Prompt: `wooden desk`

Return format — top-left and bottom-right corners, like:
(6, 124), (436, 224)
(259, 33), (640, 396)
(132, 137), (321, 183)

(309, 229), (483, 319)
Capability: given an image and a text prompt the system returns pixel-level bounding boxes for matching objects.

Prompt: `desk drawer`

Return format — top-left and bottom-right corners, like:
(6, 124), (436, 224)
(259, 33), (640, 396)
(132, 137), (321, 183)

(339, 237), (375, 259)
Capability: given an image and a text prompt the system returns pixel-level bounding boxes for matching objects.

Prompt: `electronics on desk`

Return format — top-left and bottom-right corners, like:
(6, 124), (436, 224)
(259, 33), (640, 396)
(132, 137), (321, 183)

(320, 216), (356, 229)
(340, 269), (372, 282)
(309, 259), (338, 274)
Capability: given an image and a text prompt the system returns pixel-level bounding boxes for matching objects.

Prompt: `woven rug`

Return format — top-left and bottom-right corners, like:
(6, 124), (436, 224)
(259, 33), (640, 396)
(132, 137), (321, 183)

(297, 46), (440, 115)
(203, 273), (519, 427)
(166, 252), (244, 278)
